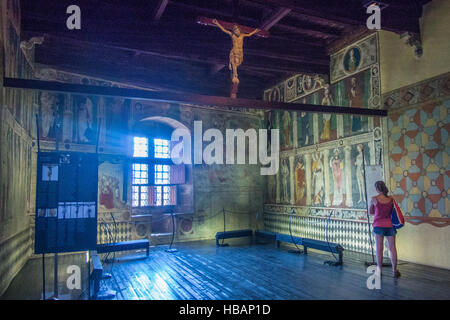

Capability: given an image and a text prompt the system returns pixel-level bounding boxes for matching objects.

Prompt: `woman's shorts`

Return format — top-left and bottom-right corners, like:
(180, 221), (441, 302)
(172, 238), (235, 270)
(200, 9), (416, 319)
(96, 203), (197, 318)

(373, 227), (397, 236)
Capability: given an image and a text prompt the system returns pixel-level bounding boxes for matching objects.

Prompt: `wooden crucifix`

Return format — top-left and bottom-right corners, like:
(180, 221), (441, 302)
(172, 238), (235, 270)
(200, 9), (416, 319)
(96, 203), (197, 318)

(197, 16), (269, 98)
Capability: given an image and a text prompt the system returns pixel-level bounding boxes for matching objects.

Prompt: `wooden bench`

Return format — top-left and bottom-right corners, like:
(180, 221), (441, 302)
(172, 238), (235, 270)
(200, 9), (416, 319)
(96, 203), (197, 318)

(302, 238), (344, 266)
(97, 239), (150, 256)
(276, 233), (303, 248)
(215, 229), (253, 246)
(255, 230), (277, 243)
(275, 233), (344, 266)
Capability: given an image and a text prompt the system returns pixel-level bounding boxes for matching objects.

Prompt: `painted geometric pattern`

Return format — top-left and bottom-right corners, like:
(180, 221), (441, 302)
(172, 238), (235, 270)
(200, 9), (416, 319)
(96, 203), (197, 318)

(383, 72), (450, 110)
(97, 222), (133, 244)
(388, 97), (450, 227)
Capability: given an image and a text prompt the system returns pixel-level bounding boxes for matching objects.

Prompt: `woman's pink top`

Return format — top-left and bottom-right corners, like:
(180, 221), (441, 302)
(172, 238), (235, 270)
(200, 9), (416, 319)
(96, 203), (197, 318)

(369, 196), (394, 228)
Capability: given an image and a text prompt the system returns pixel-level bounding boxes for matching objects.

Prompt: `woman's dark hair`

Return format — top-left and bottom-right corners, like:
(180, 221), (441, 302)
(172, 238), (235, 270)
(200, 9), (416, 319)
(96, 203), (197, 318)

(375, 181), (389, 197)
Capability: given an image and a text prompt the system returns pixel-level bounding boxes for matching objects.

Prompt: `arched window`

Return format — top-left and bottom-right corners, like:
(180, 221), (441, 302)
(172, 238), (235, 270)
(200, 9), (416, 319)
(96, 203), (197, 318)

(130, 119), (188, 210)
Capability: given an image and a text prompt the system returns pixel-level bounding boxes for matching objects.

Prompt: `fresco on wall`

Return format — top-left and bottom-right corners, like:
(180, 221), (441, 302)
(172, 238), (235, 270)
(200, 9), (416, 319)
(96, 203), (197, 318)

(311, 151), (325, 205)
(104, 97), (130, 147)
(267, 173), (277, 204)
(350, 142), (371, 207)
(294, 155), (306, 206)
(280, 158), (290, 204)
(330, 33), (378, 83)
(329, 148), (345, 206)
(343, 47), (361, 73)
(385, 72), (450, 227)
(280, 111), (293, 150)
(297, 111), (313, 147)
(98, 161), (127, 212)
(318, 86), (337, 143)
(73, 95), (98, 144)
(38, 92), (65, 141)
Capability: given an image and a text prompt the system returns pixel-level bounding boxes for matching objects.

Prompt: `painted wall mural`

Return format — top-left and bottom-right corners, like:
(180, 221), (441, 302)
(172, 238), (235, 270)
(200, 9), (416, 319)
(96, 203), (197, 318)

(0, 0), (36, 295)
(34, 70), (264, 243)
(330, 33), (378, 83)
(384, 72), (450, 227)
(263, 34), (385, 256)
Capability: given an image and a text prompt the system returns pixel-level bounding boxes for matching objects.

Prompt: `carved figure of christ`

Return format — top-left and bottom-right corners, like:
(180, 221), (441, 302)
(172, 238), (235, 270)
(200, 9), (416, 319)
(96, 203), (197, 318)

(212, 18), (260, 85)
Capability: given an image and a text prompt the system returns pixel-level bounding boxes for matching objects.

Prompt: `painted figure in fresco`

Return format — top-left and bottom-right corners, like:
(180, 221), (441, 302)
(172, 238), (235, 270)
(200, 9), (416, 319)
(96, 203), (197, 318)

(99, 175), (125, 210)
(212, 19), (260, 86)
(269, 88), (280, 102)
(106, 97), (127, 145)
(298, 111), (310, 146)
(347, 49), (357, 73)
(312, 152), (324, 205)
(330, 148), (344, 206)
(295, 157), (306, 204)
(282, 111), (292, 148)
(281, 159), (290, 203)
(268, 174), (276, 203)
(40, 92), (56, 139)
(77, 97), (94, 143)
(320, 86), (333, 141)
(303, 74), (314, 91)
(347, 77), (363, 132)
(355, 144), (366, 204)
(344, 47), (361, 74)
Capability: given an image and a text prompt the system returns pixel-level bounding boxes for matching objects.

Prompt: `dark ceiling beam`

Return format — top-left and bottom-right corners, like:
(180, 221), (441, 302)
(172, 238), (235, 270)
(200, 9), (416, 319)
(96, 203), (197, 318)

(34, 38), (328, 76)
(259, 7), (291, 30)
(33, 49), (265, 98)
(32, 40), (276, 99)
(247, 0), (424, 34)
(31, 32), (329, 70)
(21, 14), (328, 52)
(152, 0), (169, 22)
(3, 78), (388, 117)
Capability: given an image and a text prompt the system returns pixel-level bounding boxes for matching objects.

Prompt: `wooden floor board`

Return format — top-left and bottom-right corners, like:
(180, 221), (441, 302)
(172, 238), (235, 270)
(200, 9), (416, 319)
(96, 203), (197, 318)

(2, 240), (450, 300)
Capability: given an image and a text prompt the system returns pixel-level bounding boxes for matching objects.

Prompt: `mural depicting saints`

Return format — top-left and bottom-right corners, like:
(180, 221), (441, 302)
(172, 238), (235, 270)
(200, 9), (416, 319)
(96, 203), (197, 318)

(282, 111), (292, 148)
(281, 158), (290, 203)
(320, 86), (333, 141)
(330, 148), (344, 206)
(354, 144), (366, 204)
(312, 152), (324, 205)
(294, 156), (306, 205)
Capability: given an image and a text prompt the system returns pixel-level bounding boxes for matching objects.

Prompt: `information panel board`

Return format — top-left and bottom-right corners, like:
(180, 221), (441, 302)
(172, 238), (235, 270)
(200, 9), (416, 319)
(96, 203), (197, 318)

(35, 152), (98, 254)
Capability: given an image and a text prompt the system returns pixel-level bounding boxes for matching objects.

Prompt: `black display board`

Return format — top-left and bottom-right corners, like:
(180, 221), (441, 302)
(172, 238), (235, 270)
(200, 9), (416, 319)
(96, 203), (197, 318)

(35, 152), (98, 254)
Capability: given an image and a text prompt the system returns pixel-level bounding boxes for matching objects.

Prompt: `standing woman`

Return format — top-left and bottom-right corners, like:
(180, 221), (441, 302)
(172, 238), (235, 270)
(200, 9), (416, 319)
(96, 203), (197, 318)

(369, 181), (401, 278)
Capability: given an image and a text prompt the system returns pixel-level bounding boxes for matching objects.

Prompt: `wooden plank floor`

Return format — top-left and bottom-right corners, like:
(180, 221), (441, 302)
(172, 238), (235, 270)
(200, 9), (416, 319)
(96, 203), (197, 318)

(2, 239), (450, 300)
(103, 239), (450, 300)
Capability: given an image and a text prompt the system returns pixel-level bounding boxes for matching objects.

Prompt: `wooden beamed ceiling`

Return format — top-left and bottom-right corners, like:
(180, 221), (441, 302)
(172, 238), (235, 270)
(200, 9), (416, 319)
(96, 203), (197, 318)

(20, 0), (430, 99)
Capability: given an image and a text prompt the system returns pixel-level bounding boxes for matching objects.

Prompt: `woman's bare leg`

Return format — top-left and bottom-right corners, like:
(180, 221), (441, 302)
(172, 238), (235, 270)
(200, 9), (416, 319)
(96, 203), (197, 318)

(387, 235), (400, 277)
(375, 234), (384, 275)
